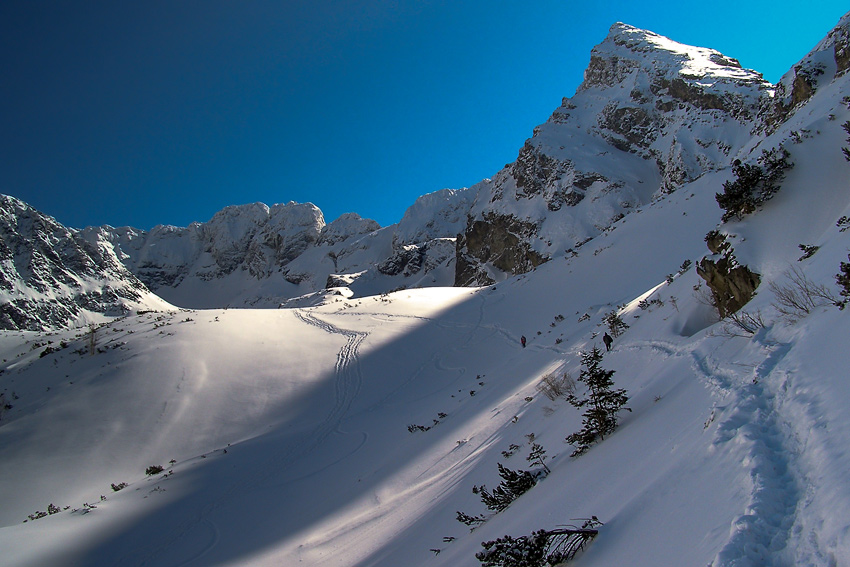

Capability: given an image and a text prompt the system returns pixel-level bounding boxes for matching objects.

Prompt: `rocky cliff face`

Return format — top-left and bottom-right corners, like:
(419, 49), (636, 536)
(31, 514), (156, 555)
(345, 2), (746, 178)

(696, 232), (761, 318)
(79, 190), (469, 309)
(91, 202), (330, 291)
(0, 196), (168, 330)
(454, 23), (774, 285)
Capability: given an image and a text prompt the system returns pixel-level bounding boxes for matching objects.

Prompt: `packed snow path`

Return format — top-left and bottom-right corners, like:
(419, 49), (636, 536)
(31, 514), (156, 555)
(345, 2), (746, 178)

(630, 336), (803, 566)
(706, 342), (800, 567)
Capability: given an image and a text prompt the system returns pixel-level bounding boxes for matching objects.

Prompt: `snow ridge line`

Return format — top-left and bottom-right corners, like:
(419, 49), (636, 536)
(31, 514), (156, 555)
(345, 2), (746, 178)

(697, 339), (800, 567)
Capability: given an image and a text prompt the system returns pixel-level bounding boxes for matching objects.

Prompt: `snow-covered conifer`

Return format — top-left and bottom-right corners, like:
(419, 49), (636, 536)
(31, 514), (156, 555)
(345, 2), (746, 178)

(566, 347), (630, 456)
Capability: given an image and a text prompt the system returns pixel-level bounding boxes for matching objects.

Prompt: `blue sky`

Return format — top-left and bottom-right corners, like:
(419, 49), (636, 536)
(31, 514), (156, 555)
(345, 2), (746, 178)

(2, 1), (847, 230)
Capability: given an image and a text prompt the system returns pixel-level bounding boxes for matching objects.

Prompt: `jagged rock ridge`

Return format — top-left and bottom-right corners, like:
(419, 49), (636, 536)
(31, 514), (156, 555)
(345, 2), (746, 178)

(82, 188), (473, 310)
(0, 196), (170, 330)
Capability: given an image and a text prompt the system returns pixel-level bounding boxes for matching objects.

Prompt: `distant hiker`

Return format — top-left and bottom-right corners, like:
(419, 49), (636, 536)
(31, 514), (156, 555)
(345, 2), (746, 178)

(603, 333), (613, 351)
(521, 335), (527, 348)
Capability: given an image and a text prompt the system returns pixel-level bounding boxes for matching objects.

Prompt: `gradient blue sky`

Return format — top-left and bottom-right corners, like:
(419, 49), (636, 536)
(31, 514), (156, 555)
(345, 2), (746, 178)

(2, 1), (848, 230)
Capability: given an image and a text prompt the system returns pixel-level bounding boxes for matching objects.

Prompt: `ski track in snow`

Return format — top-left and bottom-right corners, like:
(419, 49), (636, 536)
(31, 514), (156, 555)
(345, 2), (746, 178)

(293, 310), (367, 440)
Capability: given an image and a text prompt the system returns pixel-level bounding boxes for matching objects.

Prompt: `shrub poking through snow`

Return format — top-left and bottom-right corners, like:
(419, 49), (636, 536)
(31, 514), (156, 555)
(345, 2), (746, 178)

(145, 465), (164, 476)
(770, 265), (842, 321)
(566, 348), (630, 457)
(456, 510), (486, 527)
(26, 503), (62, 522)
(797, 244), (819, 261)
(536, 371), (575, 400)
(475, 517), (602, 567)
(715, 146), (792, 222)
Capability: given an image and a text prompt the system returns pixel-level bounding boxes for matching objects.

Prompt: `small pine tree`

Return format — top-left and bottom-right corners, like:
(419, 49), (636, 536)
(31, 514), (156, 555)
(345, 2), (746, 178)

(715, 147), (792, 222)
(716, 160), (762, 221)
(837, 254), (850, 308)
(479, 464), (537, 512)
(602, 311), (629, 337)
(526, 443), (550, 474)
(566, 348), (630, 457)
(842, 121), (850, 161)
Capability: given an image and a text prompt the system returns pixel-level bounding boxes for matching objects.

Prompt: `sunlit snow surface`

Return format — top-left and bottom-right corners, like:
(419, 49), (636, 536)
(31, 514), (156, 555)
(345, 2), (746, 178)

(3, 15), (850, 567)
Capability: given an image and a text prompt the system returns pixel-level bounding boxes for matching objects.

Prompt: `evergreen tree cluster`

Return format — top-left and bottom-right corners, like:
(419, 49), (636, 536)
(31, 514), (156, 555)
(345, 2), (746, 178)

(476, 531), (549, 567)
(565, 348), (630, 457)
(715, 146), (793, 222)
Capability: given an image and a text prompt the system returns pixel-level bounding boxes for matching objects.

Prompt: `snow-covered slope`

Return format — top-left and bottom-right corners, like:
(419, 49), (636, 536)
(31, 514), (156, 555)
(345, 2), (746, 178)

(2, 13), (850, 567)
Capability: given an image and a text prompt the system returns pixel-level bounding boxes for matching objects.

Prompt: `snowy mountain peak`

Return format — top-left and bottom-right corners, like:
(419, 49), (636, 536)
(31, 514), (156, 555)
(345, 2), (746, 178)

(455, 23), (775, 286)
(583, 22), (770, 94)
(394, 187), (474, 245)
(318, 212), (381, 245)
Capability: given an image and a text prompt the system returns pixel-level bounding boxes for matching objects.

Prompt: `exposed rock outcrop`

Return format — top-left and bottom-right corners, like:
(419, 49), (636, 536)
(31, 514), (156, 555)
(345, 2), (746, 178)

(764, 11), (850, 130)
(454, 213), (547, 286)
(696, 232), (760, 318)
